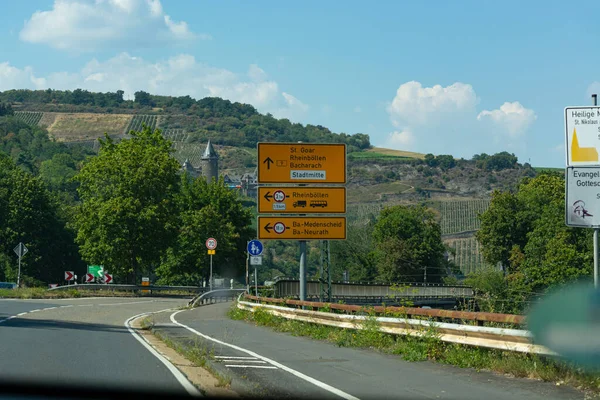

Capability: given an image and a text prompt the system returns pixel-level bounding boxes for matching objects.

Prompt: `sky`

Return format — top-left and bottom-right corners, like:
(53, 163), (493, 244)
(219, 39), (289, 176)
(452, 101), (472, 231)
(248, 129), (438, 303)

(1, 0), (599, 167)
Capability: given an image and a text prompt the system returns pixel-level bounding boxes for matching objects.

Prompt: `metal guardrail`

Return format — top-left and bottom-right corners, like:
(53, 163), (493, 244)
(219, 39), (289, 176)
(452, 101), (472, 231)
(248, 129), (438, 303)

(48, 284), (209, 293)
(238, 297), (553, 356)
(189, 289), (247, 307)
(244, 295), (525, 325)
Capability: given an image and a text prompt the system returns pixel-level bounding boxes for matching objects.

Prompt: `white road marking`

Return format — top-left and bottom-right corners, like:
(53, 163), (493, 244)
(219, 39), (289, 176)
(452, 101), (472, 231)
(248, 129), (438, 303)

(16, 312), (27, 316)
(214, 356), (257, 359)
(221, 360), (267, 364)
(170, 310), (360, 400)
(125, 311), (201, 397)
(225, 365), (277, 369)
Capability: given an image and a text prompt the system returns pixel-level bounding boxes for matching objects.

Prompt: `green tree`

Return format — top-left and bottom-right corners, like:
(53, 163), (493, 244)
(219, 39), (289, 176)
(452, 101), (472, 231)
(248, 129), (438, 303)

(73, 126), (180, 283)
(373, 205), (446, 283)
(0, 153), (81, 284)
(330, 222), (378, 282)
(155, 173), (254, 285)
(477, 173), (593, 302)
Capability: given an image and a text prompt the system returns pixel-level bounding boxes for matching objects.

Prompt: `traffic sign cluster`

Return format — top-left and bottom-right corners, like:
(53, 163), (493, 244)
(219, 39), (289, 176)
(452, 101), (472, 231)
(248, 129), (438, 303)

(257, 143), (347, 240)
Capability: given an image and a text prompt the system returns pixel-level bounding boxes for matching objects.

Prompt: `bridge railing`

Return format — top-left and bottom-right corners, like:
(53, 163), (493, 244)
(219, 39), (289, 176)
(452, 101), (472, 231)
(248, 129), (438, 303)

(48, 284), (209, 294)
(242, 295), (525, 326)
(238, 296), (550, 355)
(188, 289), (247, 307)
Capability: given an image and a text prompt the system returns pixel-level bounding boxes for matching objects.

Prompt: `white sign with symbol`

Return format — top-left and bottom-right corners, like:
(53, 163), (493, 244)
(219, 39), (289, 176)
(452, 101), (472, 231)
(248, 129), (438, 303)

(566, 166), (600, 227)
(206, 238), (217, 250)
(250, 256), (262, 266)
(273, 222), (286, 234)
(565, 107), (600, 166)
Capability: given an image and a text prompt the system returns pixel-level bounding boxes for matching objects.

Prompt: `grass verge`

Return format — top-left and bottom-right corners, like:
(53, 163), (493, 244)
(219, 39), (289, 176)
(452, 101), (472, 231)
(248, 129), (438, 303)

(228, 304), (600, 395)
(0, 288), (138, 299)
(153, 331), (232, 388)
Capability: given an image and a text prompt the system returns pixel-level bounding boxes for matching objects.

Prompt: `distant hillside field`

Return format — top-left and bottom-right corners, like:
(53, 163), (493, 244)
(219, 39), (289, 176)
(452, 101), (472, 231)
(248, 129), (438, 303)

(367, 147), (426, 159)
(18, 112), (133, 142)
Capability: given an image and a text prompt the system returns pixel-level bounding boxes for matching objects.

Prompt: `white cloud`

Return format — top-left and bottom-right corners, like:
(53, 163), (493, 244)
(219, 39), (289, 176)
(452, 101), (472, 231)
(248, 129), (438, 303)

(386, 130), (415, 149)
(248, 64), (268, 82)
(387, 81), (478, 127)
(382, 80), (536, 158)
(477, 101), (536, 138)
(0, 54), (308, 122)
(19, 0), (204, 52)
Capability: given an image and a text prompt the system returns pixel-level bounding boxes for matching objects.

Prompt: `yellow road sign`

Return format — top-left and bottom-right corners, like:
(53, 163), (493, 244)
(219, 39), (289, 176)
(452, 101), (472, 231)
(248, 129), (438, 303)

(257, 143), (346, 184)
(207, 249), (216, 255)
(258, 187), (346, 214)
(258, 216), (346, 240)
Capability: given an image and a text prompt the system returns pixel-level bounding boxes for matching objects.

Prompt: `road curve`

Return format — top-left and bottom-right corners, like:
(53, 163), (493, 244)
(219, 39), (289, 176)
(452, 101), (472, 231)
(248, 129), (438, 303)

(0, 297), (194, 394)
(156, 301), (584, 400)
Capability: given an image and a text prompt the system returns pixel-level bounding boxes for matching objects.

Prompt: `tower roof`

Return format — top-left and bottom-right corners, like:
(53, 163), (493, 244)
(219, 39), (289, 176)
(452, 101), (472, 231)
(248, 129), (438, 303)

(201, 140), (219, 159)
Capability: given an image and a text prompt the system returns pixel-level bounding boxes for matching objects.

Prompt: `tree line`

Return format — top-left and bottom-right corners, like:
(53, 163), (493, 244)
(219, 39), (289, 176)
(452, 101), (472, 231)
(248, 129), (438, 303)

(0, 89), (371, 152)
(0, 115), (253, 285)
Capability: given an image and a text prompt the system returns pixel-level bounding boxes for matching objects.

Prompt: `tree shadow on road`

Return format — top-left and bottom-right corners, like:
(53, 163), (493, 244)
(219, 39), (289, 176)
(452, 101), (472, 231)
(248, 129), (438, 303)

(1, 317), (129, 333)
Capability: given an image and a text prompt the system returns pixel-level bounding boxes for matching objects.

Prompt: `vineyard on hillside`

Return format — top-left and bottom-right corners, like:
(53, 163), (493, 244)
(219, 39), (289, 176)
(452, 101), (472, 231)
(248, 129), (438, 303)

(172, 142), (205, 166)
(125, 115), (158, 133)
(432, 199), (491, 235)
(162, 129), (188, 142)
(444, 236), (487, 276)
(14, 111), (43, 126)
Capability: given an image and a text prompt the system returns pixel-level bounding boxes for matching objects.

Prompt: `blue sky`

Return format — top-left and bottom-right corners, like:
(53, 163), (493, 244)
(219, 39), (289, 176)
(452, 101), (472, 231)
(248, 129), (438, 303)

(1, 0), (599, 167)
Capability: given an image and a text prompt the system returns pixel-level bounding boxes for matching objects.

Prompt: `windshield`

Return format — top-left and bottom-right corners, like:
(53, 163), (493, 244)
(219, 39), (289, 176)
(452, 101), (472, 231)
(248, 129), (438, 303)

(0, 1), (597, 399)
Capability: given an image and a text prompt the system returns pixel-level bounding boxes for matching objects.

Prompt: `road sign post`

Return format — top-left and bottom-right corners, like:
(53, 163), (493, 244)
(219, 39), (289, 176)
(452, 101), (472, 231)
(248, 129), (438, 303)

(258, 187), (346, 214)
(13, 242), (28, 288)
(257, 142), (347, 302)
(206, 238), (217, 291)
(565, 95), (600, 287)
(257, 143), (346, 184)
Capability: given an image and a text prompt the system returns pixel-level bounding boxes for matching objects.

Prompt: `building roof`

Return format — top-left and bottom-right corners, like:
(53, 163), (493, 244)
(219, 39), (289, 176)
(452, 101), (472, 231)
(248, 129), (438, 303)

(201, 140), (219, 159)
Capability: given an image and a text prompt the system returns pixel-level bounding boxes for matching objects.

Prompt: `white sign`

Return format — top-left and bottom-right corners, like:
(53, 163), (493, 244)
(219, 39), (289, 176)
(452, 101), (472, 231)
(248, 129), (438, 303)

(142, 277), (150, 282)
(206, 237), (217, 250)
(566, 166), (600, 227)
(64, 271), (74, 281)
(13, 243), (28, 257)
(565, 106), (600, 166)
(250, 256), (262, 266)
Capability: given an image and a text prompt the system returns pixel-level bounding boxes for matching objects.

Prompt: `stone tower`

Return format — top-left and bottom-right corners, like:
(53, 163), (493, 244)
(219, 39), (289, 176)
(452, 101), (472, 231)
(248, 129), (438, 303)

(201, 140), (219, 183)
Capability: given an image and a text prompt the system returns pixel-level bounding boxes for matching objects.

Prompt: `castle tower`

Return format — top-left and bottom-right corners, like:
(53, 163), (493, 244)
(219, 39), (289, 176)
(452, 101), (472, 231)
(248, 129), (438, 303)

(201, 140), (219, 183)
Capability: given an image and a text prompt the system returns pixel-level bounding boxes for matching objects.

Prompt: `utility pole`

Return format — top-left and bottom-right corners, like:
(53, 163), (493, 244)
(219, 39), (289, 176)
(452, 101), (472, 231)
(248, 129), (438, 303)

(593, 94), (598, 289)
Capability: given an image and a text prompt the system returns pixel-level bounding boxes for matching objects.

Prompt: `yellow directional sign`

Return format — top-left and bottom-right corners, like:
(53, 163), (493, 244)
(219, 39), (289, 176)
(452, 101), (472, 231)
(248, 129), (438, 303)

(207, 250), (216, 255)
(258, 187), (346, 214)
(258, 143), (346, 184)
(258, 216), (346, 240)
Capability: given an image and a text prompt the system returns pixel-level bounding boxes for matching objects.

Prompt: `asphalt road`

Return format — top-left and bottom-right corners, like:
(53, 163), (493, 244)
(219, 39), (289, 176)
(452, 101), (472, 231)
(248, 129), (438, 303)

(0, 297), (194, 395)
(154, 301), (585, 400)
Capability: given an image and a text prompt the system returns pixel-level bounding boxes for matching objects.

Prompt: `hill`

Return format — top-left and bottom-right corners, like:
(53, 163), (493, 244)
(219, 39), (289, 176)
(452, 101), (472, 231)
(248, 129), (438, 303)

(0, 89), (537, 278)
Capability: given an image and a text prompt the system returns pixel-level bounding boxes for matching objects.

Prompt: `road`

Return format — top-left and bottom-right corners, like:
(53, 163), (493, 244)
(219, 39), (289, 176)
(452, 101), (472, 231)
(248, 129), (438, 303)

(0, 297), (196, 395)
(153, 301), (585, 400)
(0, 297), (587, 399)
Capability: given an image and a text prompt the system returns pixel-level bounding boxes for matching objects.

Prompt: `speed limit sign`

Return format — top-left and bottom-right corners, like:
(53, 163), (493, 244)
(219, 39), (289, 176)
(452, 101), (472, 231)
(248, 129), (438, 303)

(206, 238), (217, 250)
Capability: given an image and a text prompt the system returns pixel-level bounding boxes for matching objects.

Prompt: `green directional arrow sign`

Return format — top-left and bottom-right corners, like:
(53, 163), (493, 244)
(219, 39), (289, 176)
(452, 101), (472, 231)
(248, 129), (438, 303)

(87, 265), (104, 278)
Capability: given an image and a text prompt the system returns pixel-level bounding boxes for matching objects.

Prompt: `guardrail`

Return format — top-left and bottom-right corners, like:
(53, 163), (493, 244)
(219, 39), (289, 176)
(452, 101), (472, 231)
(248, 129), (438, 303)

(238, 296), (553, 356)
(188, 289), (247, 307)
(243, 295), (525, 326)
(48, 284), (209, 294)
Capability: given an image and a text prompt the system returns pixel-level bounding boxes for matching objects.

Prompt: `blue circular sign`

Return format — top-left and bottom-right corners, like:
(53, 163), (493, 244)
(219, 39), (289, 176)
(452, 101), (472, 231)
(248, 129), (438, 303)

(247, 240), (263, 256)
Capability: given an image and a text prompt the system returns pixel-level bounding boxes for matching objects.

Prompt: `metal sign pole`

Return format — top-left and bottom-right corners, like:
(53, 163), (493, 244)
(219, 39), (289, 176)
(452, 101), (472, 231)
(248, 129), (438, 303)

(209, 254), (213, 292)
(255, 267), (258, 297)
(17, 253), (21, 288)
(594, 94), (598, 289)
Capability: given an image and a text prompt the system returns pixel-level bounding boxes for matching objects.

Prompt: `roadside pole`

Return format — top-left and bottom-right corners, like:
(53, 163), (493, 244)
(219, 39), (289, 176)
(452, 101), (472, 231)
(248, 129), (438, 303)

(246, 250), (250, 294)
(210, 253), (213, 292)
(594, 94), (598, 289)
(17, 253), (21, 288)
(255, 267), (258, 297)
